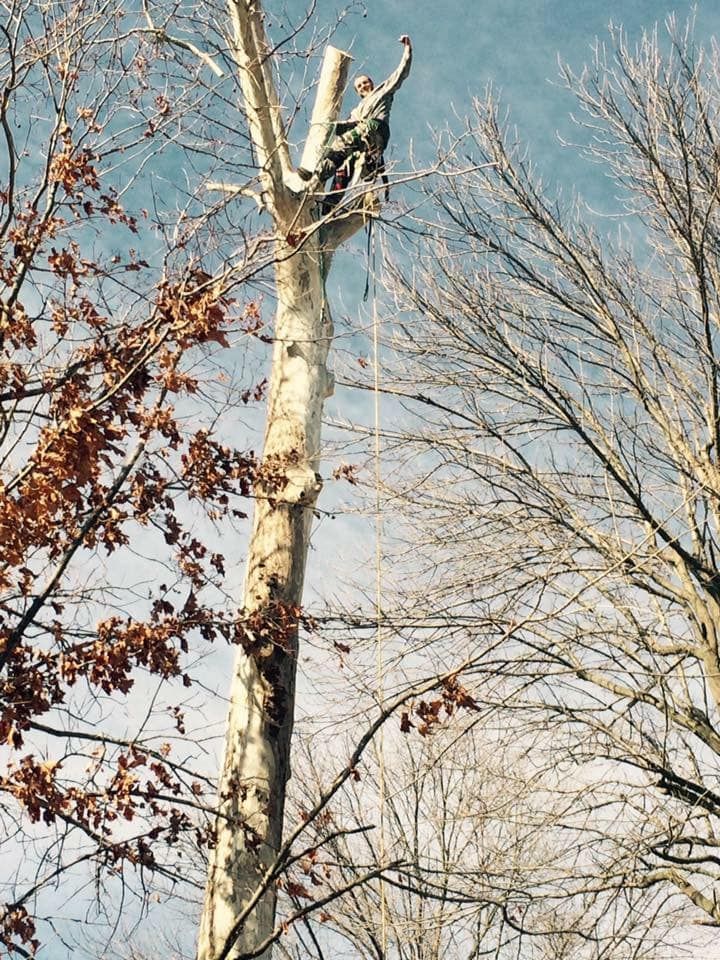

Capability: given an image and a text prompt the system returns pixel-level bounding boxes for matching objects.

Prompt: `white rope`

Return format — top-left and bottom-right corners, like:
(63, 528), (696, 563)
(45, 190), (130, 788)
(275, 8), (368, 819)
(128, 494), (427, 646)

(371, 224), (388, 954)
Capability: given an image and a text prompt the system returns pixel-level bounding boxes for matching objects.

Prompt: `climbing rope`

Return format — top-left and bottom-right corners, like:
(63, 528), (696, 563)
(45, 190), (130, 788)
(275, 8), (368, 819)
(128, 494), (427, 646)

(370, 223), (388, 955)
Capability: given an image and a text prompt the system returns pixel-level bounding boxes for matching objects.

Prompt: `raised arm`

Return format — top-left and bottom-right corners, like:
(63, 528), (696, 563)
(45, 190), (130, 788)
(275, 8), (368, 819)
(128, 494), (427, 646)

(375, 34), (412, 96)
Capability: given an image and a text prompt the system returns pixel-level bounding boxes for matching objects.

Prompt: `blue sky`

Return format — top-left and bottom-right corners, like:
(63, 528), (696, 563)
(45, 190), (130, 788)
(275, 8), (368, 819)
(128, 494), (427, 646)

(321, 1), (720, 196)
(307, 0), (720, 611)
(16, 2), (720, 956)
(305, 1), (720, 331)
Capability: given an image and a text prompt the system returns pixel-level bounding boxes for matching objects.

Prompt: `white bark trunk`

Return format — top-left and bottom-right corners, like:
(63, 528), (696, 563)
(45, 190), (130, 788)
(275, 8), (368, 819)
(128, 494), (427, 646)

(198, 244), (330, 960)
(197, 35), (358, 960)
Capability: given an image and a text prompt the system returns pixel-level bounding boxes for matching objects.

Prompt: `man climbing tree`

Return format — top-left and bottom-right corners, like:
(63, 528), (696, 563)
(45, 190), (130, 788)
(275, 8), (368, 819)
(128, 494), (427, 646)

(296, 35), (412, 197)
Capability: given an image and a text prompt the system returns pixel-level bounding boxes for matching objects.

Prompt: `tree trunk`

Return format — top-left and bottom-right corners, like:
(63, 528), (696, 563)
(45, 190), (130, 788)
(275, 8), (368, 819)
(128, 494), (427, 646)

(198, 243), (332, 960)
(197, 28), (358, 960)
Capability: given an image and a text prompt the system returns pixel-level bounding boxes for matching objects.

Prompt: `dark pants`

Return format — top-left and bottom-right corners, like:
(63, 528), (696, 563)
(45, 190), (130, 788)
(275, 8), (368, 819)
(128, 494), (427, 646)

(316, 118), (389, 182)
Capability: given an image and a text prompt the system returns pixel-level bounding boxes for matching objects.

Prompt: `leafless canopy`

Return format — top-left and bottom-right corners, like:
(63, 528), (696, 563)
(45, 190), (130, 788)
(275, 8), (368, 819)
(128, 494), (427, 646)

(332, 15), (720, 959)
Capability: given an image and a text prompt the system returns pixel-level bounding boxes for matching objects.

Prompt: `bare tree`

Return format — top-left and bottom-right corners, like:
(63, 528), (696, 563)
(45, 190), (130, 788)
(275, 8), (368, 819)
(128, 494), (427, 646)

(284, 680), (687, 960)
(193, 6), (420, 960)
(353, 13), (720, 958)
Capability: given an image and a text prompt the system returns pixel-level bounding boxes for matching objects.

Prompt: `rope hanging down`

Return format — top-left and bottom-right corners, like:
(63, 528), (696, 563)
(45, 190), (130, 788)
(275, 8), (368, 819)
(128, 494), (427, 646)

(370, 224), (388, 954)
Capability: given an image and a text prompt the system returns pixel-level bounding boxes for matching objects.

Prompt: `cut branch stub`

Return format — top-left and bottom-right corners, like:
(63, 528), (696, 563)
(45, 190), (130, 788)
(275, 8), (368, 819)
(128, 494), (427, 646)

(300, 46), (353, 176)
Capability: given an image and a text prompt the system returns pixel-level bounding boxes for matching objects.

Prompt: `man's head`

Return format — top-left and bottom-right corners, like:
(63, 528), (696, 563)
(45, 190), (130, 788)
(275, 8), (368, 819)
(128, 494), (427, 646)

(354, 75), (374, 98)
